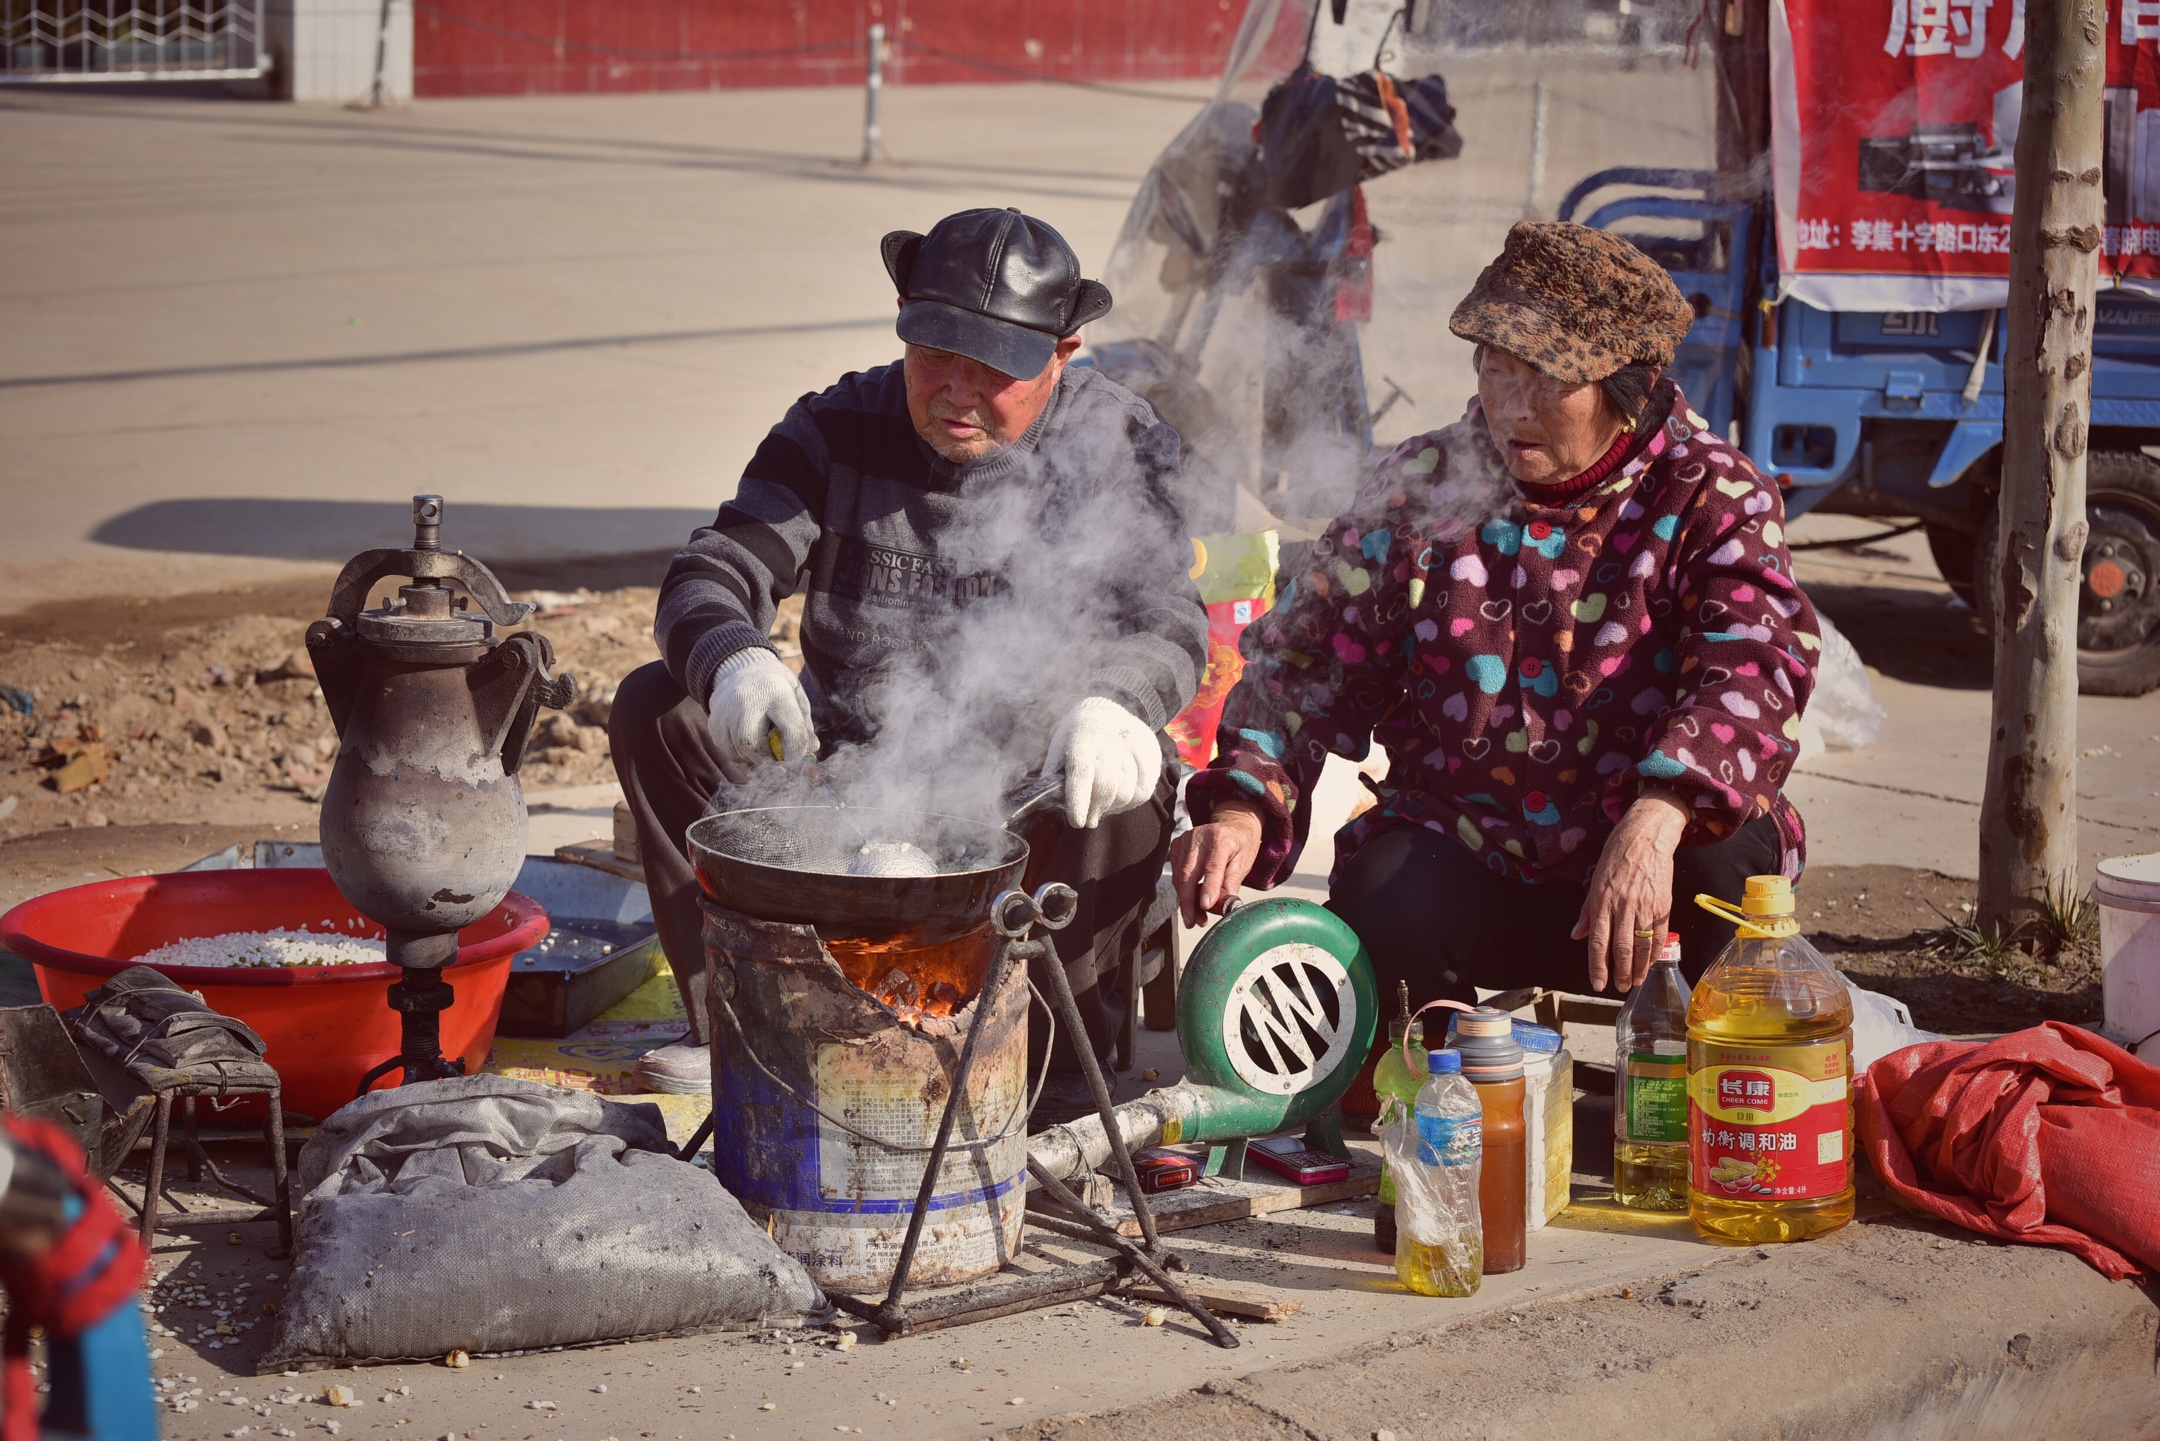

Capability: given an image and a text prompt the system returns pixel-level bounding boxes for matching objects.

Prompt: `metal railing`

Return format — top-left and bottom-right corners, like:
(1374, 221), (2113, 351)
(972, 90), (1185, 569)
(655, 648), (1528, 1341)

(1, 0), (267, 83)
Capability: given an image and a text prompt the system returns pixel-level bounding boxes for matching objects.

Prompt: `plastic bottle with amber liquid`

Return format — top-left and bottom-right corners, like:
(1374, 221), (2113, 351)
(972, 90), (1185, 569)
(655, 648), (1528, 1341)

(1387, 1048), (1483, 1296)
(1371, 982), (1427, 1253)
(1612, 931), (1690, 1211)
(1686, 876), (1855, 1244)
(1450, 1006), (1527, 1273)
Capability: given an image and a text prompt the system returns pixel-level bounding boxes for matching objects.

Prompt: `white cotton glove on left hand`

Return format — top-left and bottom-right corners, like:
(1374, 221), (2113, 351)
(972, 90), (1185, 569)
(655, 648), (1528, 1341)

(1045, 696), (1163, 830)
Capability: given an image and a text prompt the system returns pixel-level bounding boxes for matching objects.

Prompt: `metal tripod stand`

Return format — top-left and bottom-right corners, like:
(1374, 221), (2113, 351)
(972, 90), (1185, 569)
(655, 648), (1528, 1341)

(694, 883), (1238, 1346)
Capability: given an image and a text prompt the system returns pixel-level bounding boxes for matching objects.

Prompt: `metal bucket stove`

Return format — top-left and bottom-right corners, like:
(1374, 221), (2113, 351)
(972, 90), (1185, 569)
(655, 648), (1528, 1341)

(690, 805), (1031, 1292)
(688, 803), (1238, 1344)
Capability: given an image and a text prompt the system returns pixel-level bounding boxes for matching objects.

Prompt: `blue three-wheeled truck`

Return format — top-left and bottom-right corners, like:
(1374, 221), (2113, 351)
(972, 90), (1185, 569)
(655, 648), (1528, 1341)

(1560, 166), (2160, 697)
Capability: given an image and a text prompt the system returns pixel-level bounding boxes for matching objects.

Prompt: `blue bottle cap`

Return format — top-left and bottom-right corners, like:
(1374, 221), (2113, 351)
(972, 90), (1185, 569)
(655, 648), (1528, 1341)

(1513, 1021), (1564, 1054)
(1426, 1048), (1462, 1073)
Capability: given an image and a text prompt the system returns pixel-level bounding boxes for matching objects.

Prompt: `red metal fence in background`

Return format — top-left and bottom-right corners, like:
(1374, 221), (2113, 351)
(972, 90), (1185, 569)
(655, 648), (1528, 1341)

(411, 0), (1244, 98)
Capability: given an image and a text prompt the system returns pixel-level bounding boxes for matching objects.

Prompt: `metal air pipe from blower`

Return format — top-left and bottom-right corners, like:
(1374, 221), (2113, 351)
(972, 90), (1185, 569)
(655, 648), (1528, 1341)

(306, 496), (576, 1093)
(1026, 897), (1380, 1184)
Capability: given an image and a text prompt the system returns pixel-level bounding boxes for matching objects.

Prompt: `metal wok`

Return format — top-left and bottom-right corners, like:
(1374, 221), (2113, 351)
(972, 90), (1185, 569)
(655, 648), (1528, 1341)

(689, 804), (1031, 940)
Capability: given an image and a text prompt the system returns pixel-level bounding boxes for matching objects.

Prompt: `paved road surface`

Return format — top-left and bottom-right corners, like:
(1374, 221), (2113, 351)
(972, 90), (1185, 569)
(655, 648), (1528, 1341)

(0, 54), (1720, 609)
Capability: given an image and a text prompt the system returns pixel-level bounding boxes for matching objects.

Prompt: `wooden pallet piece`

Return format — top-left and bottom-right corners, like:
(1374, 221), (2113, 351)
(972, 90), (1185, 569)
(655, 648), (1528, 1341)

(1126, 1279), (1300, 1321)
(553, 840), (646, 884)
(1030, 1155), (1380, 1239)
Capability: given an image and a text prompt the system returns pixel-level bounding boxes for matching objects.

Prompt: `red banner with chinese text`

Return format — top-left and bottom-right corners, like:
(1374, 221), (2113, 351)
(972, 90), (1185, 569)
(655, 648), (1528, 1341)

(1771, 0), (2160, 309)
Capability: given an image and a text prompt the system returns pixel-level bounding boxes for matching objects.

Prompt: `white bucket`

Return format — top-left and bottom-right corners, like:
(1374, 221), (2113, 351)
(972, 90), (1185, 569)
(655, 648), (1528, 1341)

(2096, 852), (2160, 1062)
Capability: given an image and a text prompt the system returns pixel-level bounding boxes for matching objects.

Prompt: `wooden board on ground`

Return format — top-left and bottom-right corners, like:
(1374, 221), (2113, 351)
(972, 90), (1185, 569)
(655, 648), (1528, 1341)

(1127, 1279), (1300, 1321)
(1031, 1154), (1380, 1239)
(554, 841), (645, 884)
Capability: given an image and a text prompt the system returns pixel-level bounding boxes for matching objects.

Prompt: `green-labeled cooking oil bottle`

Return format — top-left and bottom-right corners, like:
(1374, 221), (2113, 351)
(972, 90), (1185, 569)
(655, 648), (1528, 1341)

(1686, 876), (1855, 1244)
(1612, 931), (1689, 1211)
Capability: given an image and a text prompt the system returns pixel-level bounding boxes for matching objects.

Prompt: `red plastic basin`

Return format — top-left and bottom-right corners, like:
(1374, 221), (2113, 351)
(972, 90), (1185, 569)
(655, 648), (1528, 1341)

(0, 868), (548, 1125)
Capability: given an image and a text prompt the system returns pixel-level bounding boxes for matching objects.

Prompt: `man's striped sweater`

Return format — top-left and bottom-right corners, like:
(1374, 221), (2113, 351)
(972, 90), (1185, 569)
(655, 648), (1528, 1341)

(654, 359), (1208, 762)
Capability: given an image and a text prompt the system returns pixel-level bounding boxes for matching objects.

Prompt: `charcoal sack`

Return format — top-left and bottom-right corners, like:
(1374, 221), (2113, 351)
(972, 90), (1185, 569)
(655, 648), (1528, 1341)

(259, 1075), (825, 1371)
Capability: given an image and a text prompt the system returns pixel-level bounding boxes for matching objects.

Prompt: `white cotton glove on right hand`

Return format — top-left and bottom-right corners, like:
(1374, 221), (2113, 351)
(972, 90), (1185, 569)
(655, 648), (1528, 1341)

(1045, 696), (1163, 830)
(705, 648), (818, 783)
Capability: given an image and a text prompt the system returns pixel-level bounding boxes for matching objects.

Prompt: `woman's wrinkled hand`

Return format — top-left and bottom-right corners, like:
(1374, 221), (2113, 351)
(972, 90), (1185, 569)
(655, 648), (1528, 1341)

(1170, 804), (1266, 928)
(1572, 790), (1690, 993)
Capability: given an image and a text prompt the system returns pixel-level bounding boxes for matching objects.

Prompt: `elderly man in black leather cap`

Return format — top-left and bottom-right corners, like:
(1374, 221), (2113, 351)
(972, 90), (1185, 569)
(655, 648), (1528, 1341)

(611, 208), (1206, 1114)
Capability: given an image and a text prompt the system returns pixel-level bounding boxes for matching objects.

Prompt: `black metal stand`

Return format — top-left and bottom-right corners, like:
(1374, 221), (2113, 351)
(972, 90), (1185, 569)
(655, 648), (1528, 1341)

(356, 966), (466, 1095)
(121, 1087), (295, 1258)
(821, 884), (1238, 1349)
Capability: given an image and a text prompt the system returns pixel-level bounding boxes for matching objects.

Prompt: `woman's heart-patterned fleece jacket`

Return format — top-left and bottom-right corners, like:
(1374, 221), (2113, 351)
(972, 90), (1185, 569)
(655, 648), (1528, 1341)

(1188, 384), (1822, 889)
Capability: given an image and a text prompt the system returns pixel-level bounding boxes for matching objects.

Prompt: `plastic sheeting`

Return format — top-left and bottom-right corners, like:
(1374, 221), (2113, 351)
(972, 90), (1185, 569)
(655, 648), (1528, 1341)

(259, 1076), (824, 1371)
(1857, 1022), (2160, 1281)
(1089, 0), (1719, 533)
(1839, 973), (1940, 1072)
(1800, 611), (1888, 753)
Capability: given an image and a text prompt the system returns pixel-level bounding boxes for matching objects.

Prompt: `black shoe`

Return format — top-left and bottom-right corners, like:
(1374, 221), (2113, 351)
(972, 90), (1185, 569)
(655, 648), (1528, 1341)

(1027, 1071), (1107, 1132)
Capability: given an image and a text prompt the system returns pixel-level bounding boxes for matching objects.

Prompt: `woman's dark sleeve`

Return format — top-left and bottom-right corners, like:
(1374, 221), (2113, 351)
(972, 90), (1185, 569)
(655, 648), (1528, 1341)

(1187, 438), (1434, 888)
(1635, 454), (1820, 843)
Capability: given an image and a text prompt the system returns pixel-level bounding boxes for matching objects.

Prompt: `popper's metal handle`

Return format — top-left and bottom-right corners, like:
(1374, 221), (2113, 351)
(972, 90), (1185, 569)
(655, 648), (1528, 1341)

(994, 883), (1078, 939)
(1002, 774), (1067, 828)
(320, 495), (537, 629)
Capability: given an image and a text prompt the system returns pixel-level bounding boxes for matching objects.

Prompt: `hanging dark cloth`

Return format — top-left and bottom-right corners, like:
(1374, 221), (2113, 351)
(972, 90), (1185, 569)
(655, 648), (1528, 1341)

(1256, 62), (1460, 211)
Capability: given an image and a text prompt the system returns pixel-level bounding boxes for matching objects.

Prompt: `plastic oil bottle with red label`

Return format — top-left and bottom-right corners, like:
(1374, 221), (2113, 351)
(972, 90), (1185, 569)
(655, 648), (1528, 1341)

(1685, 875), (1855, 1244)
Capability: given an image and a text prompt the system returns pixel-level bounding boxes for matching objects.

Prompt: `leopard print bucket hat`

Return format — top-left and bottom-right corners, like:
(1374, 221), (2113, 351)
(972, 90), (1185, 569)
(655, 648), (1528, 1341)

(1448, 221), (1696, 385)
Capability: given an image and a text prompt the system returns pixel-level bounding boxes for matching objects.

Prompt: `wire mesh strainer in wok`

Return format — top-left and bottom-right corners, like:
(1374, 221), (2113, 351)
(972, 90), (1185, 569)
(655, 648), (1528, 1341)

(692, 805), (1020, 878)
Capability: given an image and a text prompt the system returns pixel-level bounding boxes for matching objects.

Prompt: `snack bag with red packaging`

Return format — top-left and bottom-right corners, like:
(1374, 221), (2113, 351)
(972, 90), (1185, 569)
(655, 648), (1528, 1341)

(1166, 531), (1279, 770)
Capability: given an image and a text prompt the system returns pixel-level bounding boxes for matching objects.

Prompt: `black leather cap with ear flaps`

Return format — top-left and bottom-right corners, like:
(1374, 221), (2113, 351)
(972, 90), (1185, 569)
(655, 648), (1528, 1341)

(883, 207), (1113, 380)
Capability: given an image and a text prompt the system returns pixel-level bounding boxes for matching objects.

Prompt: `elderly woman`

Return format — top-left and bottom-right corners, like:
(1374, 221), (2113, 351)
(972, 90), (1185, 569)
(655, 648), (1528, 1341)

(1172, 222), (1819, 997)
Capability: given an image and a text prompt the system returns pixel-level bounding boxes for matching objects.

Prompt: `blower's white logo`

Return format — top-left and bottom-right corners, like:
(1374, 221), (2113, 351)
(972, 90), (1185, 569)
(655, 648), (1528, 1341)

(1219, 943), (1358, 1098)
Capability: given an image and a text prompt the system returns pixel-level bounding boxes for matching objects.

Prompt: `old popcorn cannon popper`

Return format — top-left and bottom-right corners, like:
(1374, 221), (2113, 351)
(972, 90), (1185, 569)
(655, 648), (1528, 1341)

(306, 495), (575, 1094)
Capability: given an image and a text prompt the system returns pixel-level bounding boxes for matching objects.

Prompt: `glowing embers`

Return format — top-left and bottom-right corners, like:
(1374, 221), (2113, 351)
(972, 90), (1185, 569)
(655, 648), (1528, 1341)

(827, 924), (996, 1023)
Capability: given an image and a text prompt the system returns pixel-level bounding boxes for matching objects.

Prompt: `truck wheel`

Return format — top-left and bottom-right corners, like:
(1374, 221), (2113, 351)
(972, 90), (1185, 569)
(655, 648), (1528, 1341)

(1976, 451), (2160, 697)
(2080, 452), (2160, 695)
(1924, 521), (1978, 608)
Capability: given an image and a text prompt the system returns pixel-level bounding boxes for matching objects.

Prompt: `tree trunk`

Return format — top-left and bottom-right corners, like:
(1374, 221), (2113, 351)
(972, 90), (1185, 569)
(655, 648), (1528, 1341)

(1978, 0), (2103, 932)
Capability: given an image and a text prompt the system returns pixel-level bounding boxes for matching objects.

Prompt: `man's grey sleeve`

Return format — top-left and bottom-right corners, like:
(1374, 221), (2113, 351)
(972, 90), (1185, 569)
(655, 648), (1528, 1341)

(1086, 412), (1208, 730)
(655, 399), (830, 705)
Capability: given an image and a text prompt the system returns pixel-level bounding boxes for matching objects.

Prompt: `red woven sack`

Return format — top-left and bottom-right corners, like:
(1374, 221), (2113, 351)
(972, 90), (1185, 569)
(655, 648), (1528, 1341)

(1856, 1020), (2160, 1281)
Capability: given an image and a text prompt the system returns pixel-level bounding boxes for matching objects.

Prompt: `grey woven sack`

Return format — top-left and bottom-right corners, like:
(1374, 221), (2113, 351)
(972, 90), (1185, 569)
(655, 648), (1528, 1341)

(259, 1075), (825, 1370)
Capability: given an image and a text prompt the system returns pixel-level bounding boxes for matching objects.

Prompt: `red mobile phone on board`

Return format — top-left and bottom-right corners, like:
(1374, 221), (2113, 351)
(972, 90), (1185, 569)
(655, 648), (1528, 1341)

(1250, 1135), (1350, 1186)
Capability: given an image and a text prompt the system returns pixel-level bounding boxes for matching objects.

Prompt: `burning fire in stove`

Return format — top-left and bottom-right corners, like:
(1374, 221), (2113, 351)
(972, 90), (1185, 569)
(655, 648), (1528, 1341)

(828, 926), (995, 1024)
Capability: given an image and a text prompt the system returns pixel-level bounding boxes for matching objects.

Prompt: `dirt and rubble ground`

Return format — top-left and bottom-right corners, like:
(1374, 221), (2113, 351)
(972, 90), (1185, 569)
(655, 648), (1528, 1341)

(0, 577), (659, 843)
(0, 573), (822, 854)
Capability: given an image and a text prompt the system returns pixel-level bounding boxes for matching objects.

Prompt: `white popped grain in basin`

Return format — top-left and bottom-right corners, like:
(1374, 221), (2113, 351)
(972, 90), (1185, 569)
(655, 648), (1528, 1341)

(129, 930), (388, 970)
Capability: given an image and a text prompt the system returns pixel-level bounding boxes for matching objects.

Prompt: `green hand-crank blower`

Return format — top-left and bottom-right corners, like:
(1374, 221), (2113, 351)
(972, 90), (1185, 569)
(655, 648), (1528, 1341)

(1026, 896), (1379, 1184)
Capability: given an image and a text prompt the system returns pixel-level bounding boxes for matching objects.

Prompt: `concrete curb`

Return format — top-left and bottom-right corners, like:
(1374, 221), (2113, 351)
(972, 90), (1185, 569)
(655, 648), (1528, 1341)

(1006, 1208), (2160, 1441)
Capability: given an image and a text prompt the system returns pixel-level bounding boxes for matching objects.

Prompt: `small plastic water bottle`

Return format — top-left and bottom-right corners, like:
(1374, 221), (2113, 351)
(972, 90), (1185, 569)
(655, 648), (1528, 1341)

(1381, 1048), (1484, 1296)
